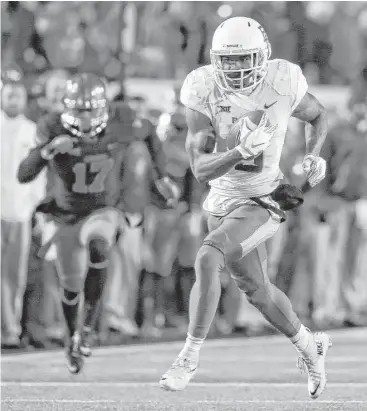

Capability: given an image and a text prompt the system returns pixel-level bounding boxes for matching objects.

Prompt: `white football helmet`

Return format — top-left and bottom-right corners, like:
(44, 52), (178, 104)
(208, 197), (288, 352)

(210, 17), (271, 93)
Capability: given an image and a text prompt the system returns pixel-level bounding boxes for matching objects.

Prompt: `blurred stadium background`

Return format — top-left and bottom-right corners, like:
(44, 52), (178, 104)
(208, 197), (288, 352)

(2, 1), (367, 410)
(1, 0), (367, 359)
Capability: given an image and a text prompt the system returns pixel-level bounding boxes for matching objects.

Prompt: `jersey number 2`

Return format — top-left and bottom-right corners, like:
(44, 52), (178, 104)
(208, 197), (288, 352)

(72, 155), (114, 194)
(217, 136), (264, 173)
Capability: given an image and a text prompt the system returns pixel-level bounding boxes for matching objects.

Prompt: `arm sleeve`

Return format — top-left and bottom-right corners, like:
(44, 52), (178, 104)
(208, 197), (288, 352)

(17, 145), (48, 183)
(180, 70), (211, 118)
(290, 63), (308, 112)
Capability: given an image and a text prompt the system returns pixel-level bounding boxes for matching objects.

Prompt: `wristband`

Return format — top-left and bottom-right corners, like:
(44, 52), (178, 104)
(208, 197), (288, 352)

(40, 146), (53, 160)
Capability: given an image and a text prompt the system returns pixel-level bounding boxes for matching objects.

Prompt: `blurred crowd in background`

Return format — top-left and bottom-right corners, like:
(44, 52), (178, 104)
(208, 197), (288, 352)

(1, 1), (367, 351)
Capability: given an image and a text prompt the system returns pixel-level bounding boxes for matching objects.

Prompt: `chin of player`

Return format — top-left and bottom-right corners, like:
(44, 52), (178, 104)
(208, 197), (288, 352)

(225, 76), (254, 91)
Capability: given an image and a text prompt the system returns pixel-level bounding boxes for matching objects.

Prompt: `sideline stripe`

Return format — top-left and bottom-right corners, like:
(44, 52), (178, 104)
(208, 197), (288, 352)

(2, 382), (367, 388)
(2, 327), (366, 363)
(2, 399), (367, 404)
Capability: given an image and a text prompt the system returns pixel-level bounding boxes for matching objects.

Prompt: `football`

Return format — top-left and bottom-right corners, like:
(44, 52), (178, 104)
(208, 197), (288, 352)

(227, 109), (271, 150)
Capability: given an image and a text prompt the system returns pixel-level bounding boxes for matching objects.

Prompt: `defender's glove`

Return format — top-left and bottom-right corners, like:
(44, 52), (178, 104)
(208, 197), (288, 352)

(302, 154), (326, 187)
(154, 176), (181, 207)
(234, 113), (277, 160)
(40, 135), (78, 160)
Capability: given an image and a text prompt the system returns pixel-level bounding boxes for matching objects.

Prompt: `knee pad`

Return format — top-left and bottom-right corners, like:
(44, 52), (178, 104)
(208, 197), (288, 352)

(201, 240), (225, 257)
(89, 238), (110, 269)
(61, 289), (80, 305)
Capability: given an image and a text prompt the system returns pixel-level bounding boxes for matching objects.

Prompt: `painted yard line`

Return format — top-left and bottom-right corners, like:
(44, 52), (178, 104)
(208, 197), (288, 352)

(4, 353), (367, 367)
(153, 356), (367, 363)
(2, 382), (367, 388)
(0, 338), (285, 363)
(2, 328), (365, 363)
(285, 368), (366, 374)
(2, 399), (367, 404)
(1, 341), (367, 364)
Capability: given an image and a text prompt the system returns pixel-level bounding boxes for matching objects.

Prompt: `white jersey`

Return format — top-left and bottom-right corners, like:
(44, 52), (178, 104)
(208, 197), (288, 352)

(180, 59), (308, 216)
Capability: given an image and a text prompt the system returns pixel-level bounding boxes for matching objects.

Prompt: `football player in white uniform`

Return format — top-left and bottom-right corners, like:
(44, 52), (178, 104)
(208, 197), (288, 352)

(160, 17), (330, 399)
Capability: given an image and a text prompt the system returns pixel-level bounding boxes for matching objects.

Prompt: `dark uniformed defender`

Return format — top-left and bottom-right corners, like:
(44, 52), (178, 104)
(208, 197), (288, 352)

(18, 73), (178, 374)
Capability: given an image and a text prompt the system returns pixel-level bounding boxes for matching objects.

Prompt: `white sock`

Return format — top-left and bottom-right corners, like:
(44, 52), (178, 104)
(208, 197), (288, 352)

(178, 333), (204, 360)
(290, 325), (315, 357)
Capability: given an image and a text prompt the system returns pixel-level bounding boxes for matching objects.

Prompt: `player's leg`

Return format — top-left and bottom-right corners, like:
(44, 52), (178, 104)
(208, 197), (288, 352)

(160, 208), (236, 391)
(80, 238), (111, 356)
(227, 228), (331, 399)
(160, 204), (331, 395)
(228, 244), (301, 338)
(79, 208), (127, 354)
(54, 224), (88, 374)
(159, 243), (224, 390)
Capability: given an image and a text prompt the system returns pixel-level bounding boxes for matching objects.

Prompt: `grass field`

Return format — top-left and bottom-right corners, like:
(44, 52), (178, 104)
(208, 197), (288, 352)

(1, 327), (367, 410)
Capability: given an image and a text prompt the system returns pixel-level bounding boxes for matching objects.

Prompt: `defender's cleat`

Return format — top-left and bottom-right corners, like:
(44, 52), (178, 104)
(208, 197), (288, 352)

(66, 333), (84, 374)
(159, 356), (198, 391)
(297, 332), (332, 399)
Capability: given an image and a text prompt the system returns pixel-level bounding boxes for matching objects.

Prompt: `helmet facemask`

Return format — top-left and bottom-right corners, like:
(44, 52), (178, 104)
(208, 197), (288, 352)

(210, 48), (268, 94)
(61, 97), (109, 142)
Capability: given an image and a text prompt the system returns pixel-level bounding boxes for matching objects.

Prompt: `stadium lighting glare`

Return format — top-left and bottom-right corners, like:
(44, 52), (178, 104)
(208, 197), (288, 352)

(217, 5), (232, 19)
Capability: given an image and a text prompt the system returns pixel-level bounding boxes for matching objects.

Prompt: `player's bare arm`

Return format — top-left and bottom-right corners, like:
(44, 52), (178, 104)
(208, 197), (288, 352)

(185, 107), (243, 183)
(292, 92), (328, 156)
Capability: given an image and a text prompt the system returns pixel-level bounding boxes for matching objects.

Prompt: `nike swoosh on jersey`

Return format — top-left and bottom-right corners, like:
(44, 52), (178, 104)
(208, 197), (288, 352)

(264, 101), (277, 109)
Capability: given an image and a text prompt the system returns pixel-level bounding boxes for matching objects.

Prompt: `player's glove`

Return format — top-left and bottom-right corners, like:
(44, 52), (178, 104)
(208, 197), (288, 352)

(40, 135), (78, 160)
(235, 113), (277, 160)
(271, 184), (304, 211)
(302, 154), (326, 187)
(154, 176), (181, 207)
